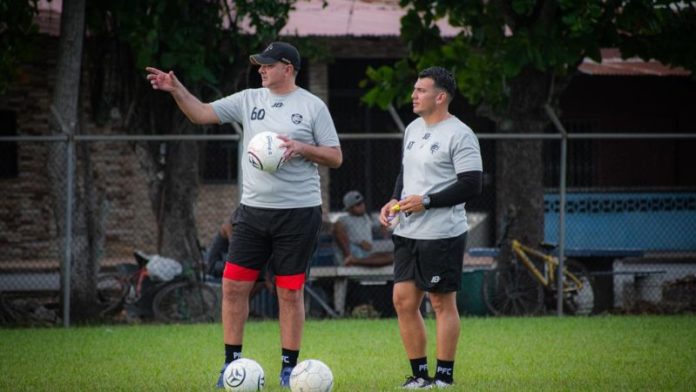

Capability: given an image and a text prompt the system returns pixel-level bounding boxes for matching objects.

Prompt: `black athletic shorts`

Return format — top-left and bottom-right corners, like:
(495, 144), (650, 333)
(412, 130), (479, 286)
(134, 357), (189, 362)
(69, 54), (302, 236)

(224, 204), (322, 289)
(392, 232), (467, 293)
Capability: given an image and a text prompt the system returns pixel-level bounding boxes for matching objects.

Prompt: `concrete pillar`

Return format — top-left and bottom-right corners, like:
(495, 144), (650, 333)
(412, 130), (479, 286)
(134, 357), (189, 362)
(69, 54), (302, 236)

(308, 62), (334, 222)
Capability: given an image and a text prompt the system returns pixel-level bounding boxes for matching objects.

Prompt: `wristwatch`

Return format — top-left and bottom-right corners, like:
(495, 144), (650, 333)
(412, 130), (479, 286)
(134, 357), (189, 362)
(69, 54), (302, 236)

(422, 195), (431, 210)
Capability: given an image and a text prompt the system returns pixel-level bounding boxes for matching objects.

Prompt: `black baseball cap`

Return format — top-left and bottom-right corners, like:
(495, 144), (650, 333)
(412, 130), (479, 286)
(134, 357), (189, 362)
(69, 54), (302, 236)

(249, 42), (301, 70)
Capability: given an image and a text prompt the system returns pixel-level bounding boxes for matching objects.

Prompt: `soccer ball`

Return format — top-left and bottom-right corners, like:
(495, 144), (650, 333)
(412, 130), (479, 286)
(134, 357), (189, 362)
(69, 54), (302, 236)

(247, 131), (287, 173)
(289, 359), (333, 392)
(222, 358), (265, 391)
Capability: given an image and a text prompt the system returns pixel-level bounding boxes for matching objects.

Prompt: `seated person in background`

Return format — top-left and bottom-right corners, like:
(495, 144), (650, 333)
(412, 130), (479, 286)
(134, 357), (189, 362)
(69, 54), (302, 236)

(205, 221), (234, 279)
(333, 190), (393, 267)
(206, 221), (272, 297)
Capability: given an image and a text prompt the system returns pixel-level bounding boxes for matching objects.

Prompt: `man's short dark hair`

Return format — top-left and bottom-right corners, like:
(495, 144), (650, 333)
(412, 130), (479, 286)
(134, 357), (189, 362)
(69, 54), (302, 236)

(418, 67), (456, 98)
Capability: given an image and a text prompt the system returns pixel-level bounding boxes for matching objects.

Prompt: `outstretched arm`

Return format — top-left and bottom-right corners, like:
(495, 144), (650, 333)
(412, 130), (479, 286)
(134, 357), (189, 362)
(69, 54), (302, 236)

(145, 67), (220, 125)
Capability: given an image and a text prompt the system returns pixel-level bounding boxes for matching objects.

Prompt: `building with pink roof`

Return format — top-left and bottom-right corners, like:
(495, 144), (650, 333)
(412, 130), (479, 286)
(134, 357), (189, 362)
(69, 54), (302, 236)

(34, 0), (689, 75)
(0, 0), (693, 267)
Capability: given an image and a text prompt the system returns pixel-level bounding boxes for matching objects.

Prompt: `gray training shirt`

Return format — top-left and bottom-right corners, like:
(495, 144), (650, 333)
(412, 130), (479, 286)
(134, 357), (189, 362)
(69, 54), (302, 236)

(337, 214), (375, 246)
(211, 87), (340, 209)
(394, 116), (482, 240)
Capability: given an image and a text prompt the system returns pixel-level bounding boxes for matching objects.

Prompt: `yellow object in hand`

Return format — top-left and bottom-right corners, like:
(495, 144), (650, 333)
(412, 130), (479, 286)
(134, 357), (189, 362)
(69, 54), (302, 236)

(387, 203), (401, 230)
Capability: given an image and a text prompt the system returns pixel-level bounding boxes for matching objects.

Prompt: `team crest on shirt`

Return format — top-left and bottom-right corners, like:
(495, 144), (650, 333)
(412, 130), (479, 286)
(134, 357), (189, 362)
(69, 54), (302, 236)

(430, 142), (440, 154)
(291, 113), (303, 124)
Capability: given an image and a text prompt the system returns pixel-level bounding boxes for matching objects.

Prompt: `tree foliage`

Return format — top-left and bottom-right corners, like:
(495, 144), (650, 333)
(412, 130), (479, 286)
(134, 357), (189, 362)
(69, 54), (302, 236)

(362, 0), (696, 247)
(363, 0), (696, 117)
(87, 0), (291, 85)
(0, 0), (38, 94)
(86, 0), (294, 125)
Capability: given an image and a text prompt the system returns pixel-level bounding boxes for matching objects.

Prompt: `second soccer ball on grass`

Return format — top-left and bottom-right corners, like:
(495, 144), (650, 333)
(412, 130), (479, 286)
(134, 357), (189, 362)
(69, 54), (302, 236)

(289, 359), (333, 392)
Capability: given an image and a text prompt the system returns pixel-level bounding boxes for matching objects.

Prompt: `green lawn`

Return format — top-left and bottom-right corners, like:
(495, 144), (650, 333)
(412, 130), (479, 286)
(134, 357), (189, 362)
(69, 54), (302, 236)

(1, 316), (695, 391)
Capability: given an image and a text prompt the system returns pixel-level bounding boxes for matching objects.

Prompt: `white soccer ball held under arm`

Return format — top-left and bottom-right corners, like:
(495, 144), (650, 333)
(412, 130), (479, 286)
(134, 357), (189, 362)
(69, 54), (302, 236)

(247, 131), (287, 173)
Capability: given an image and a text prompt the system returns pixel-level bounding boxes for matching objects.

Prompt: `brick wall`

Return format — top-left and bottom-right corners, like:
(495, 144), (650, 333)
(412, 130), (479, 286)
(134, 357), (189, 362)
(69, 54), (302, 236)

(0, 35), (351, 263)
(1, 36), (60, 261)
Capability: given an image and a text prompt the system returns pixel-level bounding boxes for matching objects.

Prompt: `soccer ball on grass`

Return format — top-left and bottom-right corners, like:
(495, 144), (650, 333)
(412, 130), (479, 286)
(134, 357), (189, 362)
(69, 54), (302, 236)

(247, 131), (287, 173)
(222, 358), (265, 391)
(289, 359), (333, 392)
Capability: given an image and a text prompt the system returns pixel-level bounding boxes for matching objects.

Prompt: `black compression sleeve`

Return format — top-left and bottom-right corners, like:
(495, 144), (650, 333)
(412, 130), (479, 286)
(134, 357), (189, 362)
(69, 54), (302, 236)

(429, 171), (483, 208)
(391, 165), (404, 200)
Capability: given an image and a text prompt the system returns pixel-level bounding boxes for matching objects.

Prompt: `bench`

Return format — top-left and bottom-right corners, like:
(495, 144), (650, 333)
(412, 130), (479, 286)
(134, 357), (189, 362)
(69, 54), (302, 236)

(590, 269), (667, 309)
(467, 246), (658, 311)
(309, 255), (494, 317)
(308, 265), (394, 316)
(588, 270), (666, 278)
(466, 247), (645, 259)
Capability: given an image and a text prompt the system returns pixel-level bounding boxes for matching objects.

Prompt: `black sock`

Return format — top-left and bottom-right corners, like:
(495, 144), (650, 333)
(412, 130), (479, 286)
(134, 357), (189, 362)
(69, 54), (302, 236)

(281, 348), (299, 369)
(435, 359), (454, 383)
(409, 357), (429, 379)
(225, 344), (242, 364)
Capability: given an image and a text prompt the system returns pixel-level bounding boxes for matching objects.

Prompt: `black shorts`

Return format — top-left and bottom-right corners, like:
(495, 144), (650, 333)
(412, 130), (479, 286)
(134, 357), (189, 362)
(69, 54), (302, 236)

(392, 232), (467, 293)
(225, 204), (322, 289)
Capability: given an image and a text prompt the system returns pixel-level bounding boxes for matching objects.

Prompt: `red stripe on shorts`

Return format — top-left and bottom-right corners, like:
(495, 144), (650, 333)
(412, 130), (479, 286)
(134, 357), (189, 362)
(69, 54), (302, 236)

(223, 263), (260, 281)
(275, 273), (306, 290)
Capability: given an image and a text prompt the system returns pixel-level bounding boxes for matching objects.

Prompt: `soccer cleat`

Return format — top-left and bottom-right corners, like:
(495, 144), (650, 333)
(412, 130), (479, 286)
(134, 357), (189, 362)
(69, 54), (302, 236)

(433, 379), (453, 388)
(215, 363), (229, 389)
(279, 366), (294, 388)
(401, 376), (433, 389)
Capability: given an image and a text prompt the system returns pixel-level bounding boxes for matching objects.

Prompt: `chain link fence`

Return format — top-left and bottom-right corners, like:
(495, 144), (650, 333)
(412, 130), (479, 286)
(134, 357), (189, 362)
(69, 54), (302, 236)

(1, 134), (695, 325)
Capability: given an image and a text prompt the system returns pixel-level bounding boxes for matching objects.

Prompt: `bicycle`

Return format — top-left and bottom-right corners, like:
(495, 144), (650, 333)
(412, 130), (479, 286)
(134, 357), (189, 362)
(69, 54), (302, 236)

(481, 217), (595, 316)
(97, 250), (218, 323)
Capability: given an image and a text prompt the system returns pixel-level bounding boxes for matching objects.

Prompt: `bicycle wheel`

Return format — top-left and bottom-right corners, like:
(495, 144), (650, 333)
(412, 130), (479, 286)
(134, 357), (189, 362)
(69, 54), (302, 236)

(96, 273), (128, 315)
(481, 264), (544, 316)
(152, 281), (218, 323)
(557, 259), (595, 315)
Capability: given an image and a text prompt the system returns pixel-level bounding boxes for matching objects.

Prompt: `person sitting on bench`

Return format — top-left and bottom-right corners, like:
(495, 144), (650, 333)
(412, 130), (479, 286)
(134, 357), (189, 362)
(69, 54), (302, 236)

(333, 190), (393, 267)
(206, 221), (272, 297)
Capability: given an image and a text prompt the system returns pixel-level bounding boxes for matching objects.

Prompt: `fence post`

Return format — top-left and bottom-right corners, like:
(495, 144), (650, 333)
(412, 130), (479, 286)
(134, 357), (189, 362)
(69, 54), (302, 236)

(557, 132), (568, 316)
(61, 134), (74, 327)
(544, 104), (568, 316)
(232, 122), (243, 205)
(52, 105), (74, 328)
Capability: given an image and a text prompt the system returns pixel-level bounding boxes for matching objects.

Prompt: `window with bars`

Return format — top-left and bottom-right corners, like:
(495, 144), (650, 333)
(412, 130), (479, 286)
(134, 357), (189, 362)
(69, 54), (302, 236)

(199, 123), (239, 184)
(0, 110), (18, 179)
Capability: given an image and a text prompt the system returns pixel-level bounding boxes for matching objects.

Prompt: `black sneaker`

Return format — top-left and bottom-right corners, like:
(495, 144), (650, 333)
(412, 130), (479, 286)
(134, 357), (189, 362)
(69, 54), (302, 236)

(215, 363), (229, 389)
(401, 376), (433, 389)
(279, 366), (293, 388)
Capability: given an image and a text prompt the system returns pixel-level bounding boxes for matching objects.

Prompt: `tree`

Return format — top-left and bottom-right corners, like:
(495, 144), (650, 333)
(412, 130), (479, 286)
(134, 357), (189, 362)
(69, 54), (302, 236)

(85, 0), (295, 264)
(363, 0), (696, 247)
(47, 0), (108, 322)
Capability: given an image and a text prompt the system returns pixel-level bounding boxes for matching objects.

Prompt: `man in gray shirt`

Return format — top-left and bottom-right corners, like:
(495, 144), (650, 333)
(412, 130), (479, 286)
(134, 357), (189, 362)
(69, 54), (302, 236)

(146, 42), (342, 389)
(334, 190), (393, 267)
(379, 67), (482, 389)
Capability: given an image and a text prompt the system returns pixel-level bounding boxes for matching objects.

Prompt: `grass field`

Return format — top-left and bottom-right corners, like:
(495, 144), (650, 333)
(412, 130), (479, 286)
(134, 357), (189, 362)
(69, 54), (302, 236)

(1, 315), (695, 391)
